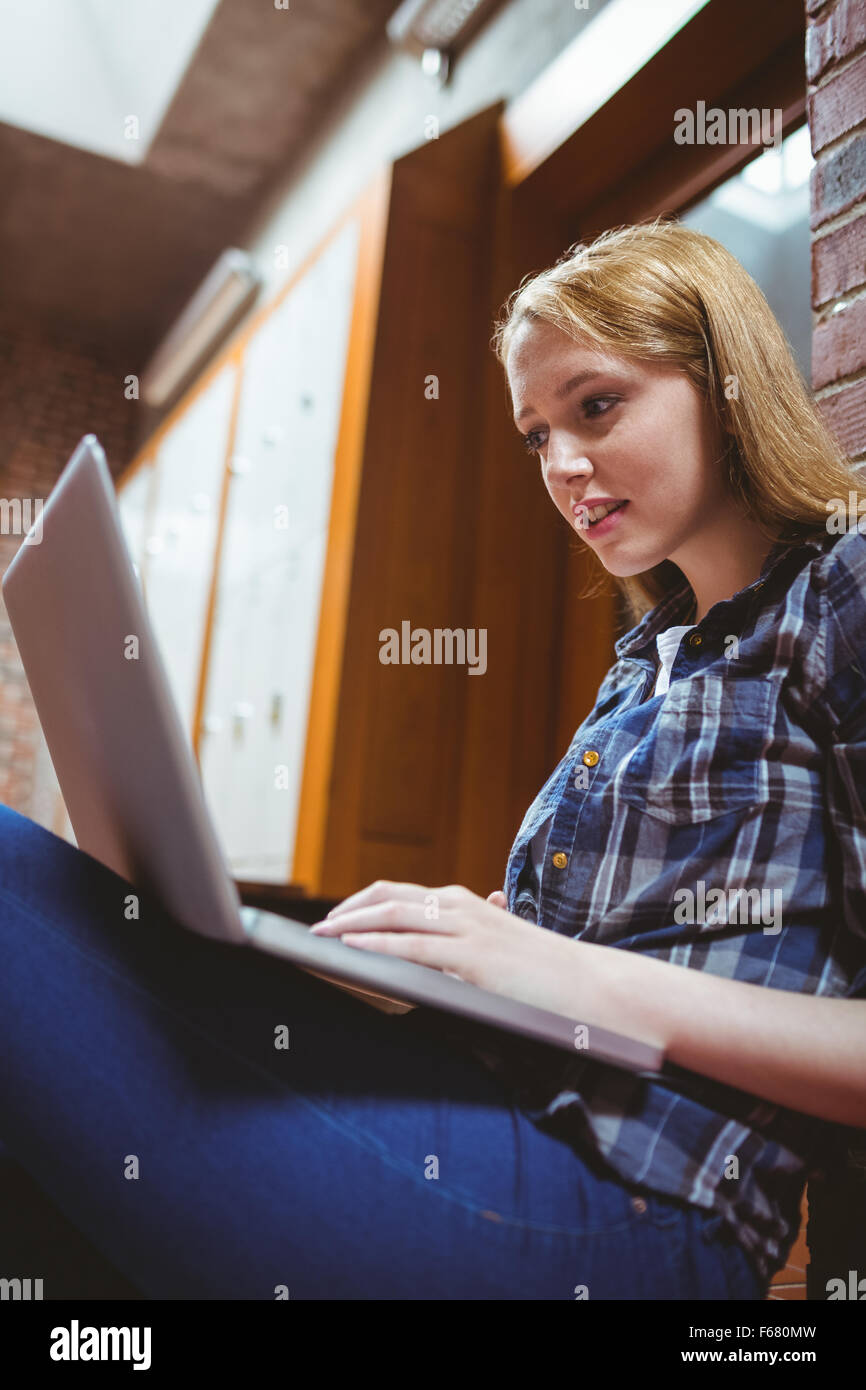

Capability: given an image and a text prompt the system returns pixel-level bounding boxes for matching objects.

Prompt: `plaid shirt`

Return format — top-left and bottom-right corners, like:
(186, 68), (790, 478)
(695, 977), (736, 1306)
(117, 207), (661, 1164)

(484, 527), (866, 1284)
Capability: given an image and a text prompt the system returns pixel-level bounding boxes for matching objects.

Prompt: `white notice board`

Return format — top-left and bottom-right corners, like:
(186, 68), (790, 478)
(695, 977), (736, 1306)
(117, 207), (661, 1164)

(199, 217), (360, 880)
(142, 360), (237, 739)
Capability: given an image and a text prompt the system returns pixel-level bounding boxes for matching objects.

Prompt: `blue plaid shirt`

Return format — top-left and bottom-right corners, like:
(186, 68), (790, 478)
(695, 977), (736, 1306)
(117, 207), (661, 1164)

(486, 527), (866, 1284)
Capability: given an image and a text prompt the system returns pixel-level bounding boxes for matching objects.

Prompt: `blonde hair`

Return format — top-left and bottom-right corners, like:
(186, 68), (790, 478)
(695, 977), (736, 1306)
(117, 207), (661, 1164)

(491, 218), (861, 624)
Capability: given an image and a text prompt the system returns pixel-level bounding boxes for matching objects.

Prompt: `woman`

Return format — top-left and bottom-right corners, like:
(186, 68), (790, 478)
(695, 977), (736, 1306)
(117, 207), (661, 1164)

(2, 221), (864, 1300)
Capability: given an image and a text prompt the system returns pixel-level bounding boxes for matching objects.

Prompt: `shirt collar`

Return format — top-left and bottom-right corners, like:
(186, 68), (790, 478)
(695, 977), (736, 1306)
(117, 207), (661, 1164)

(613, 533), (829, 660)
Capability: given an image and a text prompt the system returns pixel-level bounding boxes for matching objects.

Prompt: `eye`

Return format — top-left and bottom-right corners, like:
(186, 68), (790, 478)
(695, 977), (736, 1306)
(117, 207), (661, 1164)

(583, 395), (619, 417)
(522, 428), (547, 455)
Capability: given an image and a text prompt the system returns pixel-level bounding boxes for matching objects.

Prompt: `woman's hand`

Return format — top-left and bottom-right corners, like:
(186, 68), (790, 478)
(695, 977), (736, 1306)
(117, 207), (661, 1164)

(309, 880), (594, 1019)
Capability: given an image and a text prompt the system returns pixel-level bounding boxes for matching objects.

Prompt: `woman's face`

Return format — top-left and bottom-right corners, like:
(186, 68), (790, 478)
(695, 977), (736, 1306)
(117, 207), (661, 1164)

(505, 317), (735, 581)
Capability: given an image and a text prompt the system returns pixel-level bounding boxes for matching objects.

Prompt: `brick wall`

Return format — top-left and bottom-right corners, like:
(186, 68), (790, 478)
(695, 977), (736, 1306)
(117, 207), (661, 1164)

(805, 0), (866, 1300)
(0, 311), (136, 819)
(808, 0), (866, 463)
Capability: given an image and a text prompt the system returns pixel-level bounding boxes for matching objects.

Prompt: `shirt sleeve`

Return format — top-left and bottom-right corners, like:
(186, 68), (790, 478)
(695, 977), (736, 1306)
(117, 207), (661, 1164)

(811, 528), (866, 998)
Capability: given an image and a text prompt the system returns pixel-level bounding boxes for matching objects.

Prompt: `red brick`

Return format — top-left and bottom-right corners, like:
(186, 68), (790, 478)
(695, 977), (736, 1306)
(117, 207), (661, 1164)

(807, 16), (831, 82)
(807, 0), (866, 82)
(809, 50), (866, 153)
(0, 309), (136, 815)
(812, 212), (866, 304)
(813, 295), (866, 387)
(818, 377), (866, 455)
(811, 132), (866, 226)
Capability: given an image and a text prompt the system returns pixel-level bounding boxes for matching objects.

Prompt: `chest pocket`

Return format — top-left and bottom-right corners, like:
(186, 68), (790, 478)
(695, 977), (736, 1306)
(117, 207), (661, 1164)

(615, 674), (774, 824)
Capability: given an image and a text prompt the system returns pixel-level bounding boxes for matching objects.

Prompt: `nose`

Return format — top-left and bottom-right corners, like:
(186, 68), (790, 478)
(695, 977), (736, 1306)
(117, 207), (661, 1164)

(547, 449), (594, 487)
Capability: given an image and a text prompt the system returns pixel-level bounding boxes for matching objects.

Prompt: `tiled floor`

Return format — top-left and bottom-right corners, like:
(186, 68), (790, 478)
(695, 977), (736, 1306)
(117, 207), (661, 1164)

(766, 1191), (809, 1300)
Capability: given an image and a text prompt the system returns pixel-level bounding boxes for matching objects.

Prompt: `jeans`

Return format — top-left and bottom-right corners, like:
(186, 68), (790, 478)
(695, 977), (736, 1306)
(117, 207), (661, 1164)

(0, 803), (766, 1300)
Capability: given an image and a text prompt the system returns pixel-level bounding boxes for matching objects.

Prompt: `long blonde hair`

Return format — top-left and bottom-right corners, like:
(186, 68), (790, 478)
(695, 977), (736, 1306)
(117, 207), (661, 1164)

(491, 218), (861, 624)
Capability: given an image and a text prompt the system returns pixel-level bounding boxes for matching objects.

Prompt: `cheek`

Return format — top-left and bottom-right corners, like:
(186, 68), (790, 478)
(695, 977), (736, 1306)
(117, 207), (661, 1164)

(543, 473), (576, 521)
(543, 471), (563, 506)
(629, 400), (676, 455)
(632, 404), (710, 493)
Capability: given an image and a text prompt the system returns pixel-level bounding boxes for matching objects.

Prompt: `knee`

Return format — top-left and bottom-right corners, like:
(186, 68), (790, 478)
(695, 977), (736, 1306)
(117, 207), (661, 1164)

(0, 800), (64, 865)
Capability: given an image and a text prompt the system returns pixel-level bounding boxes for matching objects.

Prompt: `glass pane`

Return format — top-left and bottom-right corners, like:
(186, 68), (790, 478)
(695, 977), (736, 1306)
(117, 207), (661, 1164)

(680, 124), (814, 380)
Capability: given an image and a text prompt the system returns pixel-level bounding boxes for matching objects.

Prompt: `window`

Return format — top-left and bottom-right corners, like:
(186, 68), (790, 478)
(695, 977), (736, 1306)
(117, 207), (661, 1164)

(679, 125), (814, 380)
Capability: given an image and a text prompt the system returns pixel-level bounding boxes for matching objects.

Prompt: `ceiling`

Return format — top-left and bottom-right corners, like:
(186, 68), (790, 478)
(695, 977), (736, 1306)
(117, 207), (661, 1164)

(0, 0), (397, 365)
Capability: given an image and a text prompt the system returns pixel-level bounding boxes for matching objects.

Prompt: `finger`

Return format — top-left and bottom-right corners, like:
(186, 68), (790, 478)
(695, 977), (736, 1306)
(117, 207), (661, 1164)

(311, 901), (459, 937)
(325, 880), (431, 919)
(486, 891), (507, 908)
(339, 930), (467, 975)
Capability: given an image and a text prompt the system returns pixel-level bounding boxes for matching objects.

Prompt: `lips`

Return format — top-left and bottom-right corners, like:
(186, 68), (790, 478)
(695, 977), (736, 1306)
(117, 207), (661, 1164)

(574, 499), (628, 527)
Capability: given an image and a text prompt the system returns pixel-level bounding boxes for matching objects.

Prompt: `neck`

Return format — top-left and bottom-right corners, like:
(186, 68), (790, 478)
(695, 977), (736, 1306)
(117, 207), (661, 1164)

(676, 519), (780, 625)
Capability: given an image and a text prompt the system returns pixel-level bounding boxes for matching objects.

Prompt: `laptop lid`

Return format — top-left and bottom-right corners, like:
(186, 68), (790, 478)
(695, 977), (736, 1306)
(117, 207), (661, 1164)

(1, 435), (667, 1074)
(1, 435), (245, 943)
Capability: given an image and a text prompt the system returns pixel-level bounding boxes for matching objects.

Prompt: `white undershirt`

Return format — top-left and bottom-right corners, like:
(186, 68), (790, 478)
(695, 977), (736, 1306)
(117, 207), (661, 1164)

(652, 623), (697, 696)
(528, 622), (697, 875)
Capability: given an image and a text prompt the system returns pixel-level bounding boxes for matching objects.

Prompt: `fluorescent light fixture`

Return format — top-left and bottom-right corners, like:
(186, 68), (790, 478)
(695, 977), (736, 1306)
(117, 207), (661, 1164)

(386, 0), (506, 61)
(140, 250), (262, 408)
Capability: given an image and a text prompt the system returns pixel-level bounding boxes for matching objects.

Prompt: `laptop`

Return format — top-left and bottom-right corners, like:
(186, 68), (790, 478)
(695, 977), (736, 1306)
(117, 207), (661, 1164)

(1, 435), (665, 1074)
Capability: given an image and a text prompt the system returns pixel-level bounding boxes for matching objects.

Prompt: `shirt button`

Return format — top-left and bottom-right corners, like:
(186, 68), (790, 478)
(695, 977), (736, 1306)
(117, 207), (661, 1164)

(631, 1196), (648, 1215)
(687, 632), (702, 647)
(582, 750), (599, 766)
(551, 851), (568, 869)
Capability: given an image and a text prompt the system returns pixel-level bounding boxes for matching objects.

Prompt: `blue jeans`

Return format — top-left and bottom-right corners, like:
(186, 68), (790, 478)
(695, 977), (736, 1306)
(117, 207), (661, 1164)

(0, 803), (766, 1300)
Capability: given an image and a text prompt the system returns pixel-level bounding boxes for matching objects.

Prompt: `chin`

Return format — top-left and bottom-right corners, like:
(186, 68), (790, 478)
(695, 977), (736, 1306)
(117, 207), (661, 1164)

(595, 551), (666, 579)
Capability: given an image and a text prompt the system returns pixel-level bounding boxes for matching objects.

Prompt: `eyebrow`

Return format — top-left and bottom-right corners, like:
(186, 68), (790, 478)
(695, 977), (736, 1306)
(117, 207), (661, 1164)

(513, 370), (607, 425)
